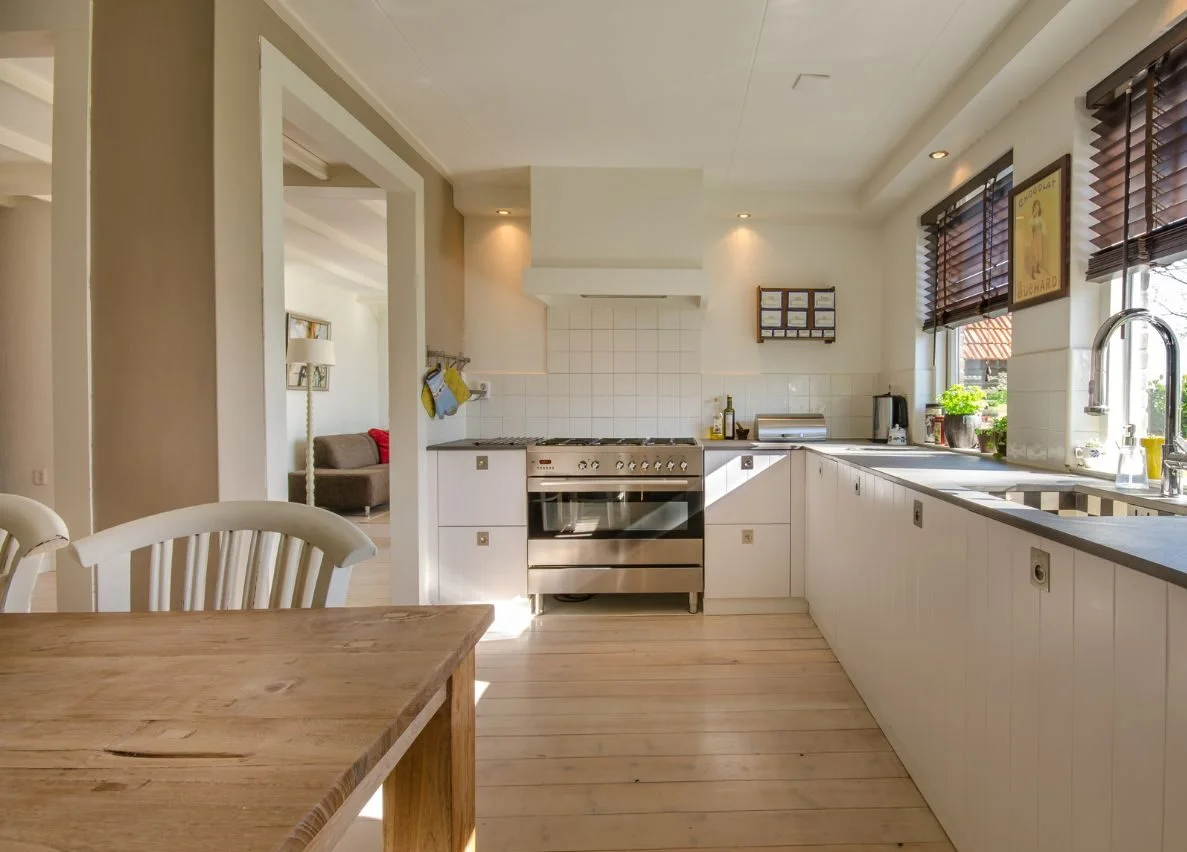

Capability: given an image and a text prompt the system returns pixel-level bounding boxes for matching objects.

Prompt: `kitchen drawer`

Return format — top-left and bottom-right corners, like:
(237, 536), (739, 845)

(437, 525), (527, 604)
(437, 450), (527, 527)
(704, 450), (791, 526)
(704, 523), (791, 599)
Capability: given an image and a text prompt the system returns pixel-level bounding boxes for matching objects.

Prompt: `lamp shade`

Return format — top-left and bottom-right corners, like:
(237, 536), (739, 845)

(286, 337), (336, 366)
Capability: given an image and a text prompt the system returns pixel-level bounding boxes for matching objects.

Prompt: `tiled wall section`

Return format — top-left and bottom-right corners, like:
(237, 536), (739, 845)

(1005, 347), (1101, 469)
(463, 305), (877, 439)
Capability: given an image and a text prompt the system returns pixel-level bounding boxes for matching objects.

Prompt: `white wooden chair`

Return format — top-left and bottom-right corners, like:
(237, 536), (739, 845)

(57, 501), (377, 613)
(0, 494), (70, 613)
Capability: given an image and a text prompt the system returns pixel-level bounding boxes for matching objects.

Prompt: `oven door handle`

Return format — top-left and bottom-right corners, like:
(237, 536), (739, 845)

(529, 478), (697, 493)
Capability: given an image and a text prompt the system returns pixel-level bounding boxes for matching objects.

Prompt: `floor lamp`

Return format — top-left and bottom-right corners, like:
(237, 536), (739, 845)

(286, 337), (337, 507)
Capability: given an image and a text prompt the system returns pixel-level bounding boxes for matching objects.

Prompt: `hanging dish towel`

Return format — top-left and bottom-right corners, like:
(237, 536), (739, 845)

(421, 366), (442, 418)
(443, 366), (472, 408)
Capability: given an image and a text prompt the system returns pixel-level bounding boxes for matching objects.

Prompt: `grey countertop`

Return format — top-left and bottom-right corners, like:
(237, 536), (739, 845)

(801, 443), (1187, 587)
(425, 435), (1187, 586)
(426, 438), (535, 451)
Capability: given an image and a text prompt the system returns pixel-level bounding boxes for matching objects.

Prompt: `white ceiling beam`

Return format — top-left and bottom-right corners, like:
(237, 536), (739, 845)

(0, 60), (52, 103)
(0, 162), (51, 195)
(282, 134), (328, 181)
(859, 0), (1141, 213)
(0, 126), (51, 163)
(284, 244), (385, 292)
(284, 203), (386, 265)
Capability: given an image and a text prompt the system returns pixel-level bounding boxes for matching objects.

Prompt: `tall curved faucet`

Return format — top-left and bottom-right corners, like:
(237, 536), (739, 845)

(1085, 307), (1187, 497)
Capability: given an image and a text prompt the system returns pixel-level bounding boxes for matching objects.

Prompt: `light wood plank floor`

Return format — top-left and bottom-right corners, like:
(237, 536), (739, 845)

(28, 513), (951, 851)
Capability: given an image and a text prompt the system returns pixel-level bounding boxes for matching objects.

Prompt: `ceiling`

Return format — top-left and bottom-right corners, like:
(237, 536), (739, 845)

(284, 186), (389, 302)
(278, 0), (1029, 193)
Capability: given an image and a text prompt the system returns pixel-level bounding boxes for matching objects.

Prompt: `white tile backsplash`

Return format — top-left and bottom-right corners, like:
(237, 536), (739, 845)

(462, 305), (879, 440)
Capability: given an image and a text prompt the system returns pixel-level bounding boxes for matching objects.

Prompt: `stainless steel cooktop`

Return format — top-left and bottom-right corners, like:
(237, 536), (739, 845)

(526, 438), (702, 476)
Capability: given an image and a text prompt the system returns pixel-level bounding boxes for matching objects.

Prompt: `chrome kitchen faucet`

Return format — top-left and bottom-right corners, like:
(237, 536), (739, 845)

(1086, 307), (1187, 497)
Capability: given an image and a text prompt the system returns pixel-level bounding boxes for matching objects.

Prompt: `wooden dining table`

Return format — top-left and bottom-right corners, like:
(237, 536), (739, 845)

(0, 604), (494, 852)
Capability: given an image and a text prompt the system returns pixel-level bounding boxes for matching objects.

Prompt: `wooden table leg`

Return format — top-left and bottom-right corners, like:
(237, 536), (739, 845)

(384, 651), (476, 851)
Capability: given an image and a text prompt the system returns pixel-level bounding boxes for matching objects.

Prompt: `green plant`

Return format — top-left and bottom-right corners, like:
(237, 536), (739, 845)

(1146, 376), (1187, 436)
(938, 383), (987, 416)
(985, 376), (1008, 409)
(975, 425), (994, 437)
(991, 416), (1008, 439)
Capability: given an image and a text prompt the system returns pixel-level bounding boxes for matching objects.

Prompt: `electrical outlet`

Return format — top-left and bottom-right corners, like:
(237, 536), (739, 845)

(741, 455), (754, 470)
(32, 469), (48, 487)
(913, 499), (923, 528)
(476, 455), (488, 471)
(1030, 547), (1050, 592)
(741, 529), (754, 544)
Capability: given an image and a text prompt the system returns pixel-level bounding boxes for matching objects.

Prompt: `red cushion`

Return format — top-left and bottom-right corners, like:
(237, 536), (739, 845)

(367, 428), (390, 464)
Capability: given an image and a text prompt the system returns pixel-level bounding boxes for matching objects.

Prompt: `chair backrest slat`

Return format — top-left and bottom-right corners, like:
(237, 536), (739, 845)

(0, 495), (70, 613)
(58, 501), (376, 613)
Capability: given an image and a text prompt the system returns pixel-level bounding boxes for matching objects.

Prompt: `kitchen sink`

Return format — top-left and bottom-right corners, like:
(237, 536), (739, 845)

(984, 485), (1187, 518)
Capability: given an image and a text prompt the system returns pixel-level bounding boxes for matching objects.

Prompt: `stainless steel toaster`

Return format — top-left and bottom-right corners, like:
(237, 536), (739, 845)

(753, 413), (829, 442)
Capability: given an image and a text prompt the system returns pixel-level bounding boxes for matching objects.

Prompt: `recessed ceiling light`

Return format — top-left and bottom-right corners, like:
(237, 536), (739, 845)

(929, 150), (949, 160)
(737, 212), (751, 220)
(496, 208), (511, 216)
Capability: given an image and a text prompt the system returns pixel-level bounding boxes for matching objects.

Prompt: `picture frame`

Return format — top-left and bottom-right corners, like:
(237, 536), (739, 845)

(286, 311), (331, 391)
(1009, 154), (1071, 311)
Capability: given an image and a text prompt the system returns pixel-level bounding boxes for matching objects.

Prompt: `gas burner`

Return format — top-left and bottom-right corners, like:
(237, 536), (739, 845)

(532, 437), (699, 447)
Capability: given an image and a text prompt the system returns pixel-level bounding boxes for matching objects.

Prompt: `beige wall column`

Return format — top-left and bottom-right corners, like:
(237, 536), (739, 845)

(90, 0), (223, 528)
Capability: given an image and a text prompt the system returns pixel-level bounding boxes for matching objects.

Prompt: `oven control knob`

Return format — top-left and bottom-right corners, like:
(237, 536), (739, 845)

(590, 460), (600, 470)
(667, 460), (676, 471)
(577, 460), (588, 470)
(616, 460), (625, 470)
(641, 460), (650, 470)
(679, 460), (689, 471)
(628, 461), (637, 471)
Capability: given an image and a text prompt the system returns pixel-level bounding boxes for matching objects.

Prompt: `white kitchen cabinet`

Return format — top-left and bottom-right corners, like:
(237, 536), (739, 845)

(437, 450), (527, 527)
(703, 523), (791, 599)
(804, 454), (837, 640)
(437, 525), (527, 604)
(703, 449), (791, 525)
(801, 448), (1182, 852)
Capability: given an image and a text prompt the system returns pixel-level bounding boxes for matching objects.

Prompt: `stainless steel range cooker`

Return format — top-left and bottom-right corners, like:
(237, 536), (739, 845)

(525, 438), (704, 614)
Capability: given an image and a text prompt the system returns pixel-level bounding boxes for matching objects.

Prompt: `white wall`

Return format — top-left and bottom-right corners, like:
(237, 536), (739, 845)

(0, 199), (54, 502)
(880, 0), (1187, 464)
(462, 215), (885, 439)
(284, 266), (383, 468)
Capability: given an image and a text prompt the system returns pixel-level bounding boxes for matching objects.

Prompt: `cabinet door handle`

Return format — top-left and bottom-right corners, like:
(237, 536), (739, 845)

(476, 531), (490, 546)
(854, 479), (861, 496)
(475, 455), (489, 471)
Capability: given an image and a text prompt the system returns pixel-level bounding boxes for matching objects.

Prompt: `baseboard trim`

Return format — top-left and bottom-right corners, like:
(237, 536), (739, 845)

(702, 596), (809, 615)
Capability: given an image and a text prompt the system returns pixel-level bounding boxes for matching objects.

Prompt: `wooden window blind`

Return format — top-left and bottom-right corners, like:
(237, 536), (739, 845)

(1088, 20), (1187, 280)
(921, 154), (1013, 330)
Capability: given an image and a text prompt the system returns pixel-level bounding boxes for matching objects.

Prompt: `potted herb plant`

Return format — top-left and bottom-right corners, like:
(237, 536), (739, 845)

(975, 425), (995, 453)
(938, 384), (986, 449)
(992, 416), (1008, 459)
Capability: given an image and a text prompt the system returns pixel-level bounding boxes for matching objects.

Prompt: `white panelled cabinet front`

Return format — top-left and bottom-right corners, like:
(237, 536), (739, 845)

(435, 449), (527, 604)
(702, 450), (799, 601)
(801, 450), (1186, 852)
(704, 524), (791, 598)
(437, 450), (527, 527)
(437, 526), (527, 604)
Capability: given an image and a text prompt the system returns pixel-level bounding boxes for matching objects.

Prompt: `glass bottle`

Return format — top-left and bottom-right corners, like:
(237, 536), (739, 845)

(1116, 424), (1149, 491)
(723, 396), (736, 440)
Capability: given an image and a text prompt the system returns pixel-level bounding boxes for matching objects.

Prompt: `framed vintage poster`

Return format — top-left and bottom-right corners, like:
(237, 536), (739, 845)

(286, 311), (332, 391)
(1009, 154), (1071, 311)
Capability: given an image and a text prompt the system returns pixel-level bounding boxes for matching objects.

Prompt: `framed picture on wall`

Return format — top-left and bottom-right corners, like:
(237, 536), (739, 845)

(1009, 154), (1071, 311)
(286, 312), (331, 391)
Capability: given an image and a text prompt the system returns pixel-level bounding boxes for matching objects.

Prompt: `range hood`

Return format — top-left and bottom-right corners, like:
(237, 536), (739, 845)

(523, 167), (709, 306)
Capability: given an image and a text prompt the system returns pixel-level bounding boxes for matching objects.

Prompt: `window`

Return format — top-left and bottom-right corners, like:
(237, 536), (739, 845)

(921, 153), (1013, 330)
(1086, 19), (1187, 463)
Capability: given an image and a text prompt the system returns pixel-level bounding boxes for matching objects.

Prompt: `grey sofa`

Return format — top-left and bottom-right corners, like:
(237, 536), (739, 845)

(288, 433), (389, 515)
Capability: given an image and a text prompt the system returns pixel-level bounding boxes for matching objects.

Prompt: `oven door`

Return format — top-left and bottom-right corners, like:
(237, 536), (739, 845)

(527, 477), (703, 567)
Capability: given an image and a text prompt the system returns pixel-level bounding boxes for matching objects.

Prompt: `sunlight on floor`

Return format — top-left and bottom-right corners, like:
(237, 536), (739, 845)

(478, 598), (533, 642)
